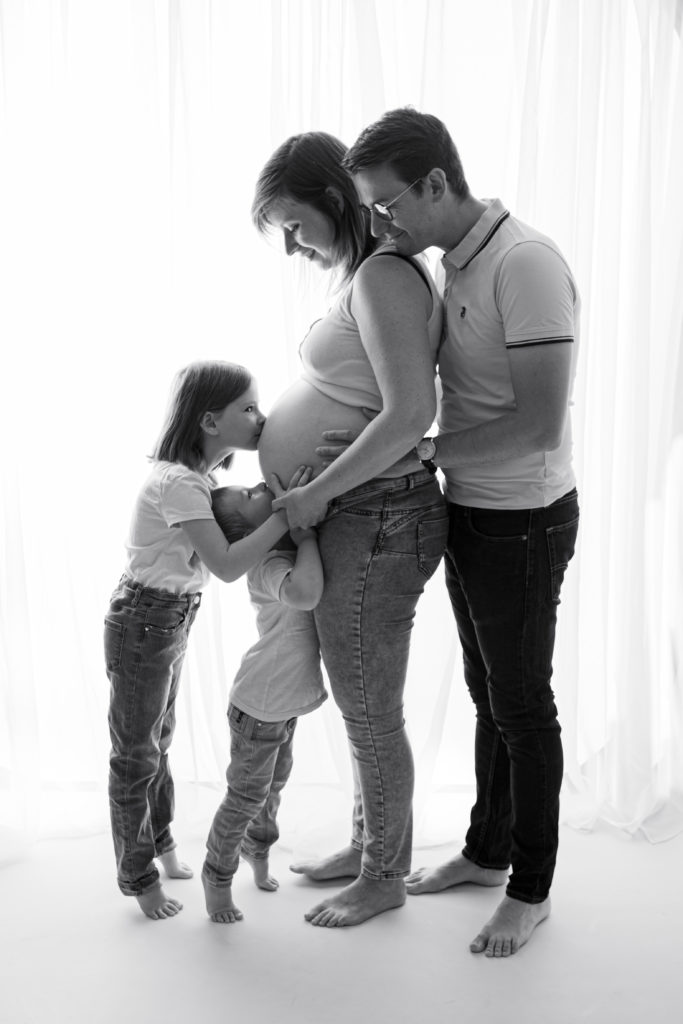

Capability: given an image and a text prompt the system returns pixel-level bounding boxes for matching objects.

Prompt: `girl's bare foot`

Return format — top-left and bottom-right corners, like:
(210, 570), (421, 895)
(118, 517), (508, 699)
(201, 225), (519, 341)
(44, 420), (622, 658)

(406, 853), (508, 894)
(305, 875), (405, 927)
(470, 895), (551, 957)
(202, 874), (244, 924)
(290, 845), (362, 882)
(157, 849), (193, 879)
(241, 851), (279, 891)
(136, 883), (182, 920)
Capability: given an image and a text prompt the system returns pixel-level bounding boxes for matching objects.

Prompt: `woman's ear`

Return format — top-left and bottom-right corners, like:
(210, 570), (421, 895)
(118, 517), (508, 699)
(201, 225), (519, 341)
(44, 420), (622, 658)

(324, 185), (345, 213)
(199, 411), (217, 435)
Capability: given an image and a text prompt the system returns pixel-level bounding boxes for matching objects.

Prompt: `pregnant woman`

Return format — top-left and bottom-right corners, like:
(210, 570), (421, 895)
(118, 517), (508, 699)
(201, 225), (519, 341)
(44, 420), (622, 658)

(253, 132), (448, 926)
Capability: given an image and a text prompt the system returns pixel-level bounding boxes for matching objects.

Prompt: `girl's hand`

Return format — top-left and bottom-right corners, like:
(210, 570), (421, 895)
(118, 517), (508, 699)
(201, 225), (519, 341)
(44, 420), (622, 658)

(268, 466), (313, 499)
(290, 526), (317, 546)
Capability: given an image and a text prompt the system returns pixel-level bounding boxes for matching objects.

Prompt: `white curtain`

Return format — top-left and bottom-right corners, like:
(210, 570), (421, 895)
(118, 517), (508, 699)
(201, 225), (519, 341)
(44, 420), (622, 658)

(1, 0), (682, 860)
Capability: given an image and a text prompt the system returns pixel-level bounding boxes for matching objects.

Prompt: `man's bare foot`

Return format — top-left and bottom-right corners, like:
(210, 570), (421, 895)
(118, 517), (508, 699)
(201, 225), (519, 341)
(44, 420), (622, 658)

(290, 845), (362, 882)
(242, 851), (278, 892)
(305, 875), (405, 927)
(136, 883), (182, 920)
(157, 849), (193, 879)
(202, 874), (243, 924)
(470, 895), (551, 957)
(406, 853), (508, 894)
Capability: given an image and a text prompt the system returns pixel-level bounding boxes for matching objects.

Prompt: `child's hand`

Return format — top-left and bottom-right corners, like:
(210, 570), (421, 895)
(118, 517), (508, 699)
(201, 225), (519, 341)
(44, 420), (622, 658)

(268, 466), (313, 500)
(290, 526), (317, 546)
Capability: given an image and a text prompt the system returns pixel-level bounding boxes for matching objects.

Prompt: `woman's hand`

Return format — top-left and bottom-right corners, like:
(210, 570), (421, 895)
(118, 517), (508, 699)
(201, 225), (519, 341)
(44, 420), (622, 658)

(271, 485), (329, 530)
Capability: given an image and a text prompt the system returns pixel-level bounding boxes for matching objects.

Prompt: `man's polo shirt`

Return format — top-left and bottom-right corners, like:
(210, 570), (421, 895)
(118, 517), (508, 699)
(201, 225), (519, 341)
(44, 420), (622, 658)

(438, 198), (580, 509)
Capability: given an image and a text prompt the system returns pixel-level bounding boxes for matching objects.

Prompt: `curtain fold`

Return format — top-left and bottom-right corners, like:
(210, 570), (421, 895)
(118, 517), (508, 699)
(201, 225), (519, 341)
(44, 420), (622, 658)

(1, 0), (682, 856)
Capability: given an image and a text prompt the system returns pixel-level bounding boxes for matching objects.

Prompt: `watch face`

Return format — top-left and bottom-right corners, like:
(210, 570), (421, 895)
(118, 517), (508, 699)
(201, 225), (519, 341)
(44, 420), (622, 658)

(418, 438), (436, 461)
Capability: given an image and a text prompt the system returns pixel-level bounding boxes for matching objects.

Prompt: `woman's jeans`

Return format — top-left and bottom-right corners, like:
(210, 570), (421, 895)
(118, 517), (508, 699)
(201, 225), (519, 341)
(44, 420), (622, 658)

(315, 469), (448, 881)
(202, 704), (297, 889)
(104, 577), (201, 897)
(445, 488), (580, 904)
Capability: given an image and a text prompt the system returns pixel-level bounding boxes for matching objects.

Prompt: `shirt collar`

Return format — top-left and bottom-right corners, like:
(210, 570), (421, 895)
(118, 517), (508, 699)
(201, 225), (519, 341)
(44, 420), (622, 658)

(441, 198), (510, 271)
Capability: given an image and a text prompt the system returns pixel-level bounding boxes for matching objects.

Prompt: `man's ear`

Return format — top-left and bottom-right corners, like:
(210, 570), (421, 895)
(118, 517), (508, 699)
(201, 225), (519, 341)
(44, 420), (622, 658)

(425, 168), (448, 201)
(324, 185), (345, 214)
(199, 410), (218, 435)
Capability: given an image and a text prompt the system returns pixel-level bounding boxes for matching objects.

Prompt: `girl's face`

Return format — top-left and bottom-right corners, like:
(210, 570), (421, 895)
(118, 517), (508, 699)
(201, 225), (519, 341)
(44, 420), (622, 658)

(267, 195), (338, 270)
(212, 384), (266, 453)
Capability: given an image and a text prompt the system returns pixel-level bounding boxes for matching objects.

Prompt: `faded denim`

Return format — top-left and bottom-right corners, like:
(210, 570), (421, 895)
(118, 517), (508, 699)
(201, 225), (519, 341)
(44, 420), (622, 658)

(105, 576), (201, 897)
(445, 488), (580, 903)
(315, 469), (448, 880)
(202, 704), (297, 888)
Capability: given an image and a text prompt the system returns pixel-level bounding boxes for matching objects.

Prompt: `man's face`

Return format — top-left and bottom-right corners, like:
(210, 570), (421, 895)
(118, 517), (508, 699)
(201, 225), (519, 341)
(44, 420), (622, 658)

(352, 164), (432, 255)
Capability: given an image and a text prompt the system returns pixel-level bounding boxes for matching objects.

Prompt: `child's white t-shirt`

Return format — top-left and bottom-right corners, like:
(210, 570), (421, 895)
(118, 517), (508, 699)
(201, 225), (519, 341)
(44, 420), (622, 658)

(124, 461), (215, 594)
(230, 549), (327, 721)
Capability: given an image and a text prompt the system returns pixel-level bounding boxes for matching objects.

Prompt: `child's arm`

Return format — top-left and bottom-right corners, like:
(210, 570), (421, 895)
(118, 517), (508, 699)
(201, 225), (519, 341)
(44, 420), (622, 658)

(179, 467), (309, 584)
(278, 528), (324, 611)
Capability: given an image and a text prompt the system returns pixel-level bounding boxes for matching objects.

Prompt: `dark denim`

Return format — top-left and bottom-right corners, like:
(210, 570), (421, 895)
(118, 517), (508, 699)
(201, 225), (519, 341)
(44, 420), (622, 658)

(202, 704), (297, 888)
(315, 469), (449, 879)
(104, 576), (202, 896)
(445, 488), (580, 903)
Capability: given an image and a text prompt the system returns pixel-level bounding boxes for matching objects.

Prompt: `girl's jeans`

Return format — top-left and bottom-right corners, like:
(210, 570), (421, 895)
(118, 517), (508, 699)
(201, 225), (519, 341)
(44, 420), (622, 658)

(202, 704), (296, 889)
(445, 488), (580, 904)
(104, 577), (201, 897)
(314, 469), (448, 880)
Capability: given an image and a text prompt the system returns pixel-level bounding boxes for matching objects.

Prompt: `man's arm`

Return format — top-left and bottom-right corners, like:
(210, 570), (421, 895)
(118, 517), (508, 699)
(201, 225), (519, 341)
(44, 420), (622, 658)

(432, 341), (573, 469)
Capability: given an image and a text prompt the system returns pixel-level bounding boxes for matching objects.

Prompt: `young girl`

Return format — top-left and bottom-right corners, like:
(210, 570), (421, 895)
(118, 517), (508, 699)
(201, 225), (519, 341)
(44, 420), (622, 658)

(104, 360), (307, 920)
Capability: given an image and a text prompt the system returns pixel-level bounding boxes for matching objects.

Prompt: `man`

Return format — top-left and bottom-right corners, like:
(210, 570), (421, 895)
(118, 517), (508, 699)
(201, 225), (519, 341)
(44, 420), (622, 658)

(342, 108), (580, 957)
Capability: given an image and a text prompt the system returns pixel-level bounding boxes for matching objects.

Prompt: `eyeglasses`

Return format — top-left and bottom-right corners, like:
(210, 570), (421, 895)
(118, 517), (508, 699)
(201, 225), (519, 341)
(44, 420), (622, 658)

(369, 178), (423, 222)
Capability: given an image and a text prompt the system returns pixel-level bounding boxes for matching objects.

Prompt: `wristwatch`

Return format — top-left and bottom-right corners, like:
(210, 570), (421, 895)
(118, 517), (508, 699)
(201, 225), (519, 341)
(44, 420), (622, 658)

(415, 436), (438, 475)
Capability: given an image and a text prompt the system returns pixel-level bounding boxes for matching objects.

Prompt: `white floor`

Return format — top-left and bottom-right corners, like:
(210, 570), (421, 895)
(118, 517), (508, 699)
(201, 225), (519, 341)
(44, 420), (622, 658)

(1, 816), (681, 1024)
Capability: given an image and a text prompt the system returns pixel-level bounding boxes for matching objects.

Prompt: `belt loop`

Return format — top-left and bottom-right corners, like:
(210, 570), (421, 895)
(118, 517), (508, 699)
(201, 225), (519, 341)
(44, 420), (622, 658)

(125, 579), (142, 607)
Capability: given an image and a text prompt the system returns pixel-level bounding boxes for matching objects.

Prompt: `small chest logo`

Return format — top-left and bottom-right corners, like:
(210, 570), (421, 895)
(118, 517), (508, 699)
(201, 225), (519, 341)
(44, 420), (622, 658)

(460, 306), (466, 318)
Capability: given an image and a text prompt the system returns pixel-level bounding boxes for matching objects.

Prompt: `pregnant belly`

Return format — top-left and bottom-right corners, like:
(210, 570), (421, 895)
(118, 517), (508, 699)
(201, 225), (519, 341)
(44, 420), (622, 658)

(258, 378), (375, 484)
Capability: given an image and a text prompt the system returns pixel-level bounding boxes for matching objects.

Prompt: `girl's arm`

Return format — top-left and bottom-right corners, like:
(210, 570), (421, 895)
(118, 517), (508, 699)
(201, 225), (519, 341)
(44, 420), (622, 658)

(179, 467), (309, 584)
(274, 258), (436, 528)
(278, 528), (324, 610)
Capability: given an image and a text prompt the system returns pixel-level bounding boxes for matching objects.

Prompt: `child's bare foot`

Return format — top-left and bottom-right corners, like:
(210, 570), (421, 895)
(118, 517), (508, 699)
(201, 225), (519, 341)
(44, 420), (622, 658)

(136, 883), (182, 920)
(470, 895), (551, 957)
(157, 849), (193, 879)
(202, 873), (243, 924)
(241, 851), (278, 891)
(406, 853), (508, 894)
(290, 845), (362, 882)
(305, 875), (405, 927)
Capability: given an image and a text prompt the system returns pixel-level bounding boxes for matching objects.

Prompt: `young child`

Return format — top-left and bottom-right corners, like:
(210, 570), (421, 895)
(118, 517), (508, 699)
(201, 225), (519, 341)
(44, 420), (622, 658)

(201, 480), (325, 924)
(104, 360), (309, 921)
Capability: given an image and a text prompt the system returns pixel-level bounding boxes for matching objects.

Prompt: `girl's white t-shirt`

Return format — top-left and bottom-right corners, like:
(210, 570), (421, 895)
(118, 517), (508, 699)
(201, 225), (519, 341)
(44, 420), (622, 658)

(124, 461), (215, 594)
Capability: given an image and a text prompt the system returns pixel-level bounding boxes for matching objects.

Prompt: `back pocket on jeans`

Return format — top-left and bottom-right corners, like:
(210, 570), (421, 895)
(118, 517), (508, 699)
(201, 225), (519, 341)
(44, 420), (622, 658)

(104, 618), (125, 671)
(546, 516), (579, 604)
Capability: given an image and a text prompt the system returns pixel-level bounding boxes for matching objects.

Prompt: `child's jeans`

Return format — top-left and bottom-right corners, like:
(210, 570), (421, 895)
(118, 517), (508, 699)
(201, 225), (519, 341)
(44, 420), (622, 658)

(202, 704), (297, 889)
(104, 576), (201, 897)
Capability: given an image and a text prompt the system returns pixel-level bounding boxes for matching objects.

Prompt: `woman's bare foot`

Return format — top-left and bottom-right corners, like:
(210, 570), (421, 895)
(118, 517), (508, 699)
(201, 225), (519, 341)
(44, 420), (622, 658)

(242, 851), (279, 891)
(290, 845), (362, 882)
(305, 875), (405, 927)
(202, 874), (244, 924)
(157, 849), (193, 880)
(406, 853), (508, 894)
(136, 883), (182, 920)
(470, 895), (551, 957)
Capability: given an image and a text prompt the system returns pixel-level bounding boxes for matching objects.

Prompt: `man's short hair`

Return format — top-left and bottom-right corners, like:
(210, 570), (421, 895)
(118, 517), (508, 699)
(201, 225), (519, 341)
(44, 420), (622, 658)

(343, 107), (469, 199)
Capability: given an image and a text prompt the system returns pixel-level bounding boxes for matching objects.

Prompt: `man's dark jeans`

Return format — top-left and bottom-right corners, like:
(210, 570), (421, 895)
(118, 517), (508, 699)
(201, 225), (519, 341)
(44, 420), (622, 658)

(445, 488), (580, 904)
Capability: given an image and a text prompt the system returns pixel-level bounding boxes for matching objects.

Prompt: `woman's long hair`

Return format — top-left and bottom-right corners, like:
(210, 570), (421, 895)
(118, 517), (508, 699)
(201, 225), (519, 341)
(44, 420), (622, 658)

(152, 360), (253, 472)
(251, 132), (375, 287)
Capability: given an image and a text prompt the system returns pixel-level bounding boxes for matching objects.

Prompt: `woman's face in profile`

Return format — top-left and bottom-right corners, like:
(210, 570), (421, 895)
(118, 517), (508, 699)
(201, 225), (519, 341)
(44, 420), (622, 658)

(267, 195), (338, 270)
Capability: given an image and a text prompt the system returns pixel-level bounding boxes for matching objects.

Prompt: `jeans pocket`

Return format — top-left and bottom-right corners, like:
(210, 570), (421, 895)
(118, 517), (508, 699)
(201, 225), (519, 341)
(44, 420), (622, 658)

(144, 608), (187, 637)
(546, 515), (579, 604)
(417, 508), (449, 578)
(104, 618), (125, 671)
